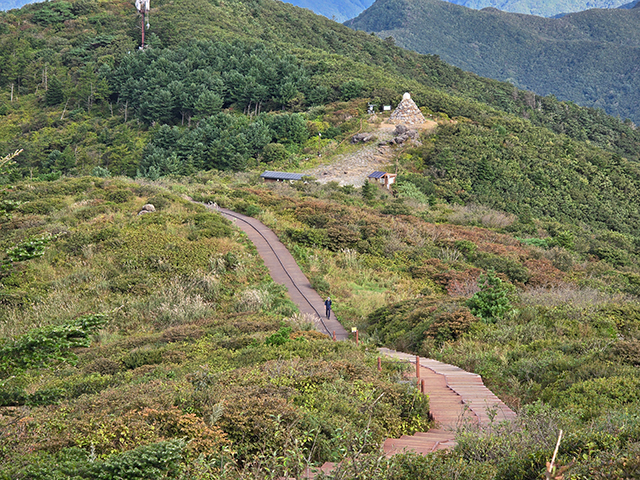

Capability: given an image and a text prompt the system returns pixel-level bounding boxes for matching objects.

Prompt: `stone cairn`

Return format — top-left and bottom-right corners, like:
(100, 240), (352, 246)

(389, 92), (426, 125)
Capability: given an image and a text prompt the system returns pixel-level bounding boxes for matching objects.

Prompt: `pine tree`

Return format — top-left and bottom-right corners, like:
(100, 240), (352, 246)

(45, 77), (65, 106)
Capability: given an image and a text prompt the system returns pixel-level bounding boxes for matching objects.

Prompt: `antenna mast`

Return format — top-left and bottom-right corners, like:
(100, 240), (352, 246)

(135, 0), (150, 49)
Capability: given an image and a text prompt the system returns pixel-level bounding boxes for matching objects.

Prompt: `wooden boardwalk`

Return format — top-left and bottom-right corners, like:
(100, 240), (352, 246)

(217, 207), (349, 340)
(208, 206), (516, 470)
(378, 348), (516, 457)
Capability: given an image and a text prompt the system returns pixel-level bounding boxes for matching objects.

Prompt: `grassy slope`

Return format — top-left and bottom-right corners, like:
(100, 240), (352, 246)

(190, 171), (640, 478)
(346, 0), (640, 122)
(0, 176), (430, 478)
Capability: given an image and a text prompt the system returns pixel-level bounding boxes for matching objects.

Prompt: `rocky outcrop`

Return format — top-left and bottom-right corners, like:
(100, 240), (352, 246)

(137, 203), (156, 215)
(352, 133), (374, 143)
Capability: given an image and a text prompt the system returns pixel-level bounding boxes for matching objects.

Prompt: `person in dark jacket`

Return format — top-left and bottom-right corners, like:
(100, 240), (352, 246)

(324, 297), (332, 319)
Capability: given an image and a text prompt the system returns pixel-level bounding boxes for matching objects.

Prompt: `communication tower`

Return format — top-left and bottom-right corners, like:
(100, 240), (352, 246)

(135, 0), (150, 49)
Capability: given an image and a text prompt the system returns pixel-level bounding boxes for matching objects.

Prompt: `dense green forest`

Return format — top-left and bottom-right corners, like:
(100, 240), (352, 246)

(346, 0), (640, 122)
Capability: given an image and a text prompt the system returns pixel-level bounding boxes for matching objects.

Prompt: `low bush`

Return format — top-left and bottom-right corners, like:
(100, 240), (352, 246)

(0, 314), (107, 377)
(16, 198), (65, 215)
(105, 189), (133, 204)
(121, 347), (165, 370)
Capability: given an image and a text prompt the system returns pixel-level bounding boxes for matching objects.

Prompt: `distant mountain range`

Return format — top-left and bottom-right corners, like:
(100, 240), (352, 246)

(620, 0), (640, 8)
(3, 0), (637, 16)
(346, 0), (640, 122)
(440, 0), (634, 17)
(0, 0), (40, 11)
(279, 0), (375, 22)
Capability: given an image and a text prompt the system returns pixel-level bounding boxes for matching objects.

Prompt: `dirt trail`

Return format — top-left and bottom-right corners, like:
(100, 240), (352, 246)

(304, 119), (437, 186)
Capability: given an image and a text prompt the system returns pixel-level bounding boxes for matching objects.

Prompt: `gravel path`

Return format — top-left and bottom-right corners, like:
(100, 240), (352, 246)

(303, 120), (436, 186)
(303, 131), (396, 186)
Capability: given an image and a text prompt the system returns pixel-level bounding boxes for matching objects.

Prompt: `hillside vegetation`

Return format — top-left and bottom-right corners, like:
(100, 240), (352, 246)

(346, 0), (640, 122)
(0, 175), (432, 478)
(182, 169), (640, 478)
(2, 0), (640, 182)
(2, 0), (640, 477)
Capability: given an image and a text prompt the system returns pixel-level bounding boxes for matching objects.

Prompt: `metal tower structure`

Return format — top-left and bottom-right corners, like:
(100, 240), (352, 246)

(135, 0), (150, 49)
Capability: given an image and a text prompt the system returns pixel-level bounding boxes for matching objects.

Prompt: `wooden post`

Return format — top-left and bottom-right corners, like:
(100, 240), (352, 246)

(355, 330), (359, 345)
(332, 331), (336, 341)
(377, 357), (382, 372)
(421, 379), (426, 394)
(416, 356), (420, 379)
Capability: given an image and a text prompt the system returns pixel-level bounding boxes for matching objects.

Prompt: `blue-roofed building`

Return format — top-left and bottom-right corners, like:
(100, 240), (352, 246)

(367, 171), (396, 189)
(260, 171), (305, 182)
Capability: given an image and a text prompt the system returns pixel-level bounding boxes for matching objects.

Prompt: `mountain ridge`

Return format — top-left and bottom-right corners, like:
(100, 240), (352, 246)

(441, 0), (630, 17)
(346, 0), (640, 122)
(278, 0), (375, 22)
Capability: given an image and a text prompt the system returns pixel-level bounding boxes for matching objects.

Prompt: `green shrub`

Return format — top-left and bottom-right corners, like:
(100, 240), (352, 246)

(518, 237), (549, 249)
(467, 270), (515, 323)
(0, 314), (107, 377)
(474, 252), (530, 284)
(121, 347), (165, 370)
(74, 204), (111, 221)
(262, 143), (288, 163)
(310, 275), (330, 296)
(382, 199), (411, 216)
(425, 308), (478, 346)
(454, 240), (478, 257)
(361, 181), (376, 201)
(91, 166), (111, 178)
(0, 388), (26, 407)
(287, 227), (327, 248)
(92, 439), (186, 479)
(265, 326), (293, 346)
(562, 376), (640, 420)
(105, 189), (133, 204)
(186, 212), (233, 240)
(340, 79), (364, 100)
(16, 198), (65, 215)
(146, 194), (173, 210)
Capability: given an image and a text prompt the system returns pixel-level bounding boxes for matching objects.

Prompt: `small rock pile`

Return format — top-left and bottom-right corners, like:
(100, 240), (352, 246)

(137, 203), (156, 215)
(389, 92), (426, 125)
(382, 124), (418, 145)
(352, 133), (375, 144)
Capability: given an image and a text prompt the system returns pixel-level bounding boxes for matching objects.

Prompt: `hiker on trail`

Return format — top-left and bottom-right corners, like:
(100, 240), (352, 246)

(325, 297), (332, 319)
